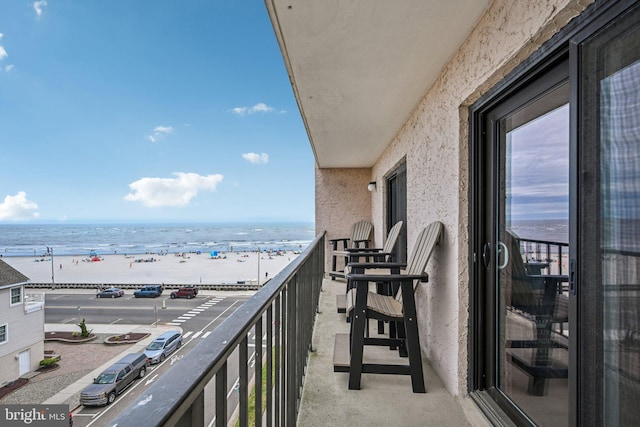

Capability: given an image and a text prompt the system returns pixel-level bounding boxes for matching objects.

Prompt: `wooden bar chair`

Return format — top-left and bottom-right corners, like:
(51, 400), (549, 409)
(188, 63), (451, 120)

(333, 221), (443, 393)
(328, 220), (373, 280)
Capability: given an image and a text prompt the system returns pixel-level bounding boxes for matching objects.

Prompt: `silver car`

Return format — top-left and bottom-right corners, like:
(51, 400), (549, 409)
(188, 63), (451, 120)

(144, 330), (183, 364)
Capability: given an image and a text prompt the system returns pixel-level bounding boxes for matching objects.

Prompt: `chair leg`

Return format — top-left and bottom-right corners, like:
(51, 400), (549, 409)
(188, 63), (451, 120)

(348, 281), (368, 390)
(400, 281), (426, 393)
(376, 282), (386, 334)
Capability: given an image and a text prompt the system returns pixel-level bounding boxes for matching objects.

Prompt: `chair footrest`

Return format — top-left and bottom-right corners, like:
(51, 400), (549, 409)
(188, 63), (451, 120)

(333, 333), (350, 372)
(336, 293), (346, 313)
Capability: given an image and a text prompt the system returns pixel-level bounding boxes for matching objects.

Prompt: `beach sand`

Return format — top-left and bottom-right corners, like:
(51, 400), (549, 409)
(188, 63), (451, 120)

(2, 251), (299, 285)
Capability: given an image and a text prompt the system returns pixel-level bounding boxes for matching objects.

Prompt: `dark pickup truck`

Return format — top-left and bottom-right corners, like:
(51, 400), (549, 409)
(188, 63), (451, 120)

(80, 353), (148, 406)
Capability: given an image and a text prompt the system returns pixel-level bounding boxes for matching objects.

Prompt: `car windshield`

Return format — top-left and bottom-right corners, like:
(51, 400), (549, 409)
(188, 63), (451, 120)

(94, 373), (116, 384)
(146, 341), (164, 350)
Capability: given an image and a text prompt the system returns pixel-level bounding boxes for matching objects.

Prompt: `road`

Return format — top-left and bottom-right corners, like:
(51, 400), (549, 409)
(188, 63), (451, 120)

(44, 291), (259, 427)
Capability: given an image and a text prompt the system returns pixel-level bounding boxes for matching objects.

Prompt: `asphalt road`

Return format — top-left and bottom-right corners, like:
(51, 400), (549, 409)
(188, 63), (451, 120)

(44, 292), (258, 427)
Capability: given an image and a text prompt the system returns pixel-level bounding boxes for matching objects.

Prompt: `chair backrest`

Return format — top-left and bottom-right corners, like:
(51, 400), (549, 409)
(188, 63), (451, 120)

(350, 220), (373, 248)
(382, 221), (404, 261)
(396, 221), (444, 303)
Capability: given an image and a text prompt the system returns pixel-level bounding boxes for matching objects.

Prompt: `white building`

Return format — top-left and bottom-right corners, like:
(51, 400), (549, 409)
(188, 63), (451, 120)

(0, 259), (45, 387)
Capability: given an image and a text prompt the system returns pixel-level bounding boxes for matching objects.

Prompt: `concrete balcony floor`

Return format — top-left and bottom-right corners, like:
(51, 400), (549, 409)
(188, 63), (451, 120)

(297, 276), (491, 426)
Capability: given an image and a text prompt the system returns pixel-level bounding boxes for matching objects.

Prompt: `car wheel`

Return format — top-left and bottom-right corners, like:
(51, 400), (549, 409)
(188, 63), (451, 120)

(177, 341), (182, 348)
(170, 294), (176, 299)
(107, 392), (116, 405)
(97, 294), (101, 298)
(111, 294), (115, 299)
(160, 354), (166, 362)
(187, 294), (192, 299)
(138, 367), (146, 379)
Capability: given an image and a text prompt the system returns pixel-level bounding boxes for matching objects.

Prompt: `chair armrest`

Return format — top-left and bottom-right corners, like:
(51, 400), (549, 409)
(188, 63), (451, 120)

(348, 261), (407, 270)
(344, 247), (383, 252)
(348, 273), (429, 283)
(329, 237), (350, 244)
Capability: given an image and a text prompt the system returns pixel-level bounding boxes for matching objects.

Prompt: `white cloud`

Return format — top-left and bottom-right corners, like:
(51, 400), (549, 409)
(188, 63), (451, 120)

(242, 152), (269, 165)
(5, 64), (14, 72)
(33, 0), (47, 17)
(0, 192), (40, 220)
(148, 125), (174, 142)
(231, 103), (275, 117)
(0, 34), (7, 61)
(124, 172), (223, 207)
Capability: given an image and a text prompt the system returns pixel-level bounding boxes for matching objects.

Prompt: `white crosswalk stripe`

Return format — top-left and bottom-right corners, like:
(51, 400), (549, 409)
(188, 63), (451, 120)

(165, 296), (226, 328)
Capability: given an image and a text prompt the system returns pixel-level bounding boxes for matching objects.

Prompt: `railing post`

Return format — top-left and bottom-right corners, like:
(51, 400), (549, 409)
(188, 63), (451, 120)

(239, 336), (248, 427)
(255, 315), (263, 426)
(215, 364), (227, 427)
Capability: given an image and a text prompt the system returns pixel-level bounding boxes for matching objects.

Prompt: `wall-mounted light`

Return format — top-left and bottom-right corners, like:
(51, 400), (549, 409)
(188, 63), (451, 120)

(367, 181), (377, 192)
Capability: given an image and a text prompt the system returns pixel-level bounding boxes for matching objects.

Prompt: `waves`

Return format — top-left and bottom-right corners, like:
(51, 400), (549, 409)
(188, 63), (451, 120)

(0, 222), (315, 257)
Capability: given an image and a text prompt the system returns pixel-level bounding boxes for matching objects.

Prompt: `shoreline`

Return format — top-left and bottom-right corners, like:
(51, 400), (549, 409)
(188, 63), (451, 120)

(2, 251), (299, 286)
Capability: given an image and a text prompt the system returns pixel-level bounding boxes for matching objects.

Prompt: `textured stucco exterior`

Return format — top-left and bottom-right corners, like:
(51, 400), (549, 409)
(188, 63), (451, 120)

(315, 167), (373, 272)
(319, 0), (593, 396)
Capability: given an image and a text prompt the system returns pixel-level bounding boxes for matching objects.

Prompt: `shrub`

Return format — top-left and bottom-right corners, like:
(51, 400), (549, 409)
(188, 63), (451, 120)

(76, 318), (93, 338)
(39, 358), (58, 367)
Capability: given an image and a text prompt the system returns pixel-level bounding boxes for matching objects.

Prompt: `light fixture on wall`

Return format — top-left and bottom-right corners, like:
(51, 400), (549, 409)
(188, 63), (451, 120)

(367, 181), (376, 192)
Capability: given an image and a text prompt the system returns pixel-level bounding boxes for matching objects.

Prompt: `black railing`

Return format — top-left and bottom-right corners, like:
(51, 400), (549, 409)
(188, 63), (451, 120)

(110, 232), (325, 427)
(517, 237), (569, 276)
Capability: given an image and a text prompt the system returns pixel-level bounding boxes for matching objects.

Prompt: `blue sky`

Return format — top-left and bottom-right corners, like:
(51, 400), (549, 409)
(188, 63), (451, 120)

(0, 1), (315, 223)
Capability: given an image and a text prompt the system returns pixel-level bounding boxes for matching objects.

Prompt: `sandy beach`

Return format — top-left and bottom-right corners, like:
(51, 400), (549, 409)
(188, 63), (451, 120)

(1, 251), (299, 286)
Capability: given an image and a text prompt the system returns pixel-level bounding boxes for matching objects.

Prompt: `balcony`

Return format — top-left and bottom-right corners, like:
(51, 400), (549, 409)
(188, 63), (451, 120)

(111, 234), (486, 426)
(24, 292), (45, 314)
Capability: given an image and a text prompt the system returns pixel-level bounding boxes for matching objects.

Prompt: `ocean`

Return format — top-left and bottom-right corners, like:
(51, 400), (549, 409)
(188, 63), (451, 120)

(0, 222), (315, 257)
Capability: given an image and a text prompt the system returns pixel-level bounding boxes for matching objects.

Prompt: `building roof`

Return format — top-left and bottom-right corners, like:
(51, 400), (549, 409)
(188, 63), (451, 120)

(0, 259), (30, 287)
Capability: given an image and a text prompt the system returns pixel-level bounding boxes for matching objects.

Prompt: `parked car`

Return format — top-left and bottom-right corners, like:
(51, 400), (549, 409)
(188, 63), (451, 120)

(144, 330), (183, 364)
(80, 353), (148, 406)
(170, 287), (197, 299)
(183, 285), (198, 295)
(133, 285), (163, 298)
(96, 287), (124, 298)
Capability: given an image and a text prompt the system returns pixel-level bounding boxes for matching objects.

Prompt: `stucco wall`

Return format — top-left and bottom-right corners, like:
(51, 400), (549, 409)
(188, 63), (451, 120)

(315, 167), (373, 273)
(369, 0), (593, 395)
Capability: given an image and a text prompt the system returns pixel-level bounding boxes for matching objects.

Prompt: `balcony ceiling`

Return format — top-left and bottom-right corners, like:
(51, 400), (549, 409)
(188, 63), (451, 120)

(266, 0), (490, 168)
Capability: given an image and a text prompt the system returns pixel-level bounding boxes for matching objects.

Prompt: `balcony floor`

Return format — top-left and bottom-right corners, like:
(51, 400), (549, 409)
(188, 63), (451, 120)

(297, 277), (490, 426)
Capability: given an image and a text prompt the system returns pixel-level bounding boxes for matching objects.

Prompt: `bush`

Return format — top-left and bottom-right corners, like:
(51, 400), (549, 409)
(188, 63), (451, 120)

(39, 358), (58, 367)
(76, 318), (93, 338)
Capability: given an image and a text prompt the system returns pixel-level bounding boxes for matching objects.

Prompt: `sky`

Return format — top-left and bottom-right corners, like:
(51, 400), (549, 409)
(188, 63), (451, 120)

(507, 104), (569, 221)
(0, 1), (315, 224)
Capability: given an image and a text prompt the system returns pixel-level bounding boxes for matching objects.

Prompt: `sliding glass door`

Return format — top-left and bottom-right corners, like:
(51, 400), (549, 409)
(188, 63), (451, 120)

(470, 1), (640, 425)
(575, 4), (640, 424)
(480, 59), (570, 426)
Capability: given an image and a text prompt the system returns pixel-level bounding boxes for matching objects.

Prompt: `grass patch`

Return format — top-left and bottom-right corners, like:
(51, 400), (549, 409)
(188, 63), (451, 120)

(235, 348), (276, 427)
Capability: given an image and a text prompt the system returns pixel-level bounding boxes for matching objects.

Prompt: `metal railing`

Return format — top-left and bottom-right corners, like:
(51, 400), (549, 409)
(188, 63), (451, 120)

(517, 237), (569, 276)
(110, 232), (325, 427)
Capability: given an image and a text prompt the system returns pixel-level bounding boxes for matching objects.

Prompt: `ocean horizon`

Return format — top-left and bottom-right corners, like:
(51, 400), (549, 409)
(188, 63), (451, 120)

(0, 222), (315, 257)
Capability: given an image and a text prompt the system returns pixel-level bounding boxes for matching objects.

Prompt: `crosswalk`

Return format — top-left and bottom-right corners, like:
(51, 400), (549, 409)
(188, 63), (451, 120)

(166, 296), (225, 326)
